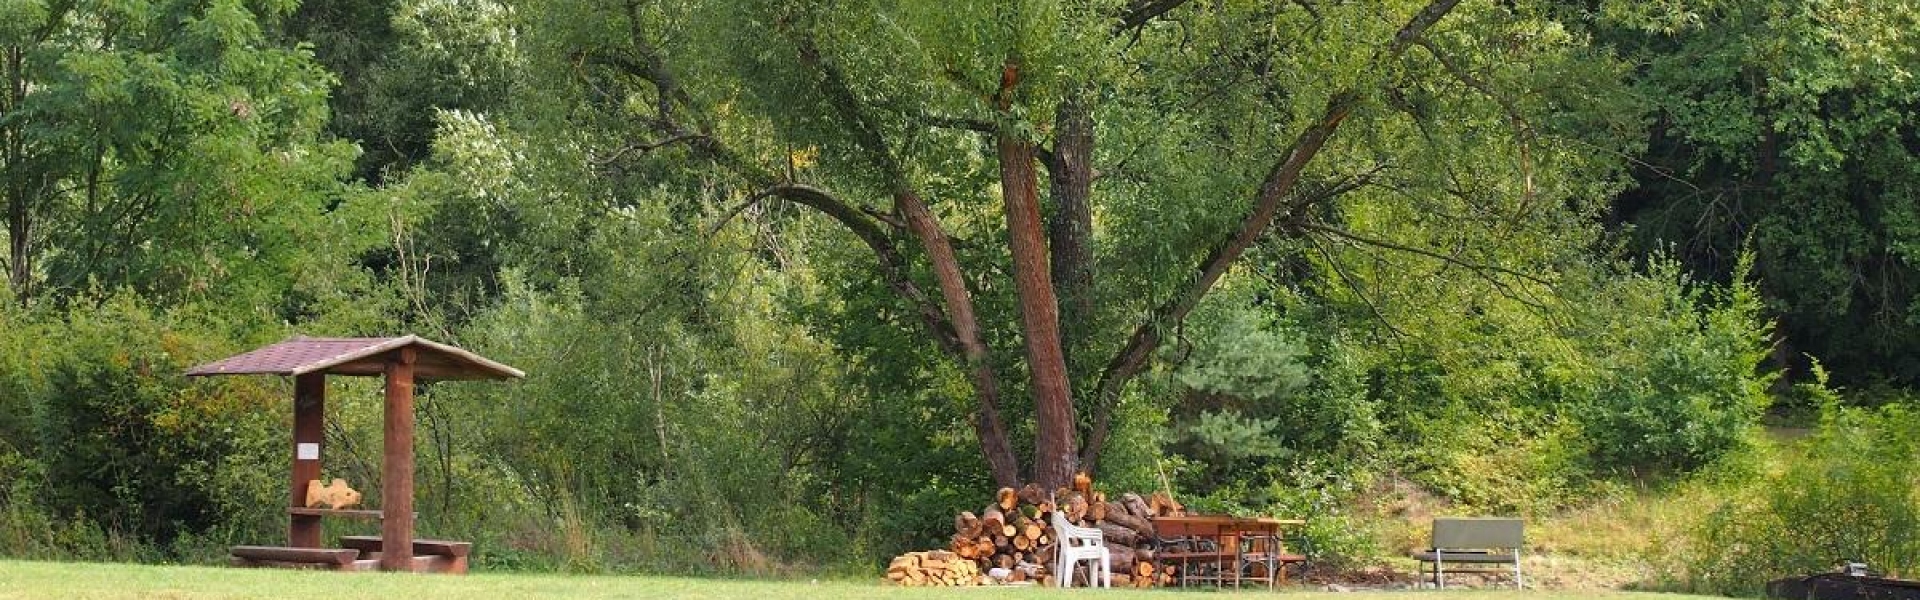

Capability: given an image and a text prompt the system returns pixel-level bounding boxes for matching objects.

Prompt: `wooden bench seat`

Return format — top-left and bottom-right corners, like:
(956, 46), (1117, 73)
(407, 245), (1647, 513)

(231, 546), (360, 566)
(338, 535), (472, 558)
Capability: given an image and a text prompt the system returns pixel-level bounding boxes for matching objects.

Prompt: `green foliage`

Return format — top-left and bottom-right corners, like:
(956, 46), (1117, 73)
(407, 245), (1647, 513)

(1572, 255), (1776, 476)
(1596, 0), (1920, 389)
(3, 0), (359, 315)
(1674, 401), (1920, 595)
(0, 293), (282, 554)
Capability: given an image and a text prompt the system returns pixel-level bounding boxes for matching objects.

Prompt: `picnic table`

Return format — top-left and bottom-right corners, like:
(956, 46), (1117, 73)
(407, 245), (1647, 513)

(1150, 514), (1306, 588)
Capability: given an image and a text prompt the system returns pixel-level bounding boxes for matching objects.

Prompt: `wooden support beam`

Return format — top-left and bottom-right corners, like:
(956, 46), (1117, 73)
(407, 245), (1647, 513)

(380, 348), (417, 572)
(231, 545), (361, 566)
(290, 373), (325, 548)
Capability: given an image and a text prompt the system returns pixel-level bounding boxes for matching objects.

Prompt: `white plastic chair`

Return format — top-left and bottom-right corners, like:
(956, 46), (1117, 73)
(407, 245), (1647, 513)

(1051, 510), (1111, 588)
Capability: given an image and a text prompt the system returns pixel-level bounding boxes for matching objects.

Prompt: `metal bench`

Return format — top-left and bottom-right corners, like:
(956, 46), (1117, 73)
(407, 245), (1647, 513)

(1411, 517), (1523, 589)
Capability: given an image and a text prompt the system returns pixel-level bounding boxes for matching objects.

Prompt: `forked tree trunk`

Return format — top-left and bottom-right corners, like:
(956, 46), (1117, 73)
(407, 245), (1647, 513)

(998, 59), (1076, 489)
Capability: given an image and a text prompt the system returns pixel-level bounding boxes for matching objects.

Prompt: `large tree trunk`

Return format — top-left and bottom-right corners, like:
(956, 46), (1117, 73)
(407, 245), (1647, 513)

(1046, 91), (1096, 373)
(998, 59), (1076, 490)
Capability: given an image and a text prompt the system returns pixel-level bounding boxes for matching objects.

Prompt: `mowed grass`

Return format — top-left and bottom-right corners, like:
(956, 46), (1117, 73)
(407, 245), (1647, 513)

(0, 559), (1725, 600)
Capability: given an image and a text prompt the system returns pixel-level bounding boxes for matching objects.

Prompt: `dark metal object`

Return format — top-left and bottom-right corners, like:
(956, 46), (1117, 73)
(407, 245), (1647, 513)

(1769, 571), (1920, 600)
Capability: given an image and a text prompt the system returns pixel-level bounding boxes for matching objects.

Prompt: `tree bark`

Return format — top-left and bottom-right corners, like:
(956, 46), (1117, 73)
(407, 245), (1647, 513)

(1046, 91), (1096, 375)
(998, 60), (1076, 490)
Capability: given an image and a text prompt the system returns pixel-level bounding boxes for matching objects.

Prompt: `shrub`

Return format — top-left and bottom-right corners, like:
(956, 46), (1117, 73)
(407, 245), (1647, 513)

(1574, 255), (1776, 477)
(1673, 400), (1920, 595)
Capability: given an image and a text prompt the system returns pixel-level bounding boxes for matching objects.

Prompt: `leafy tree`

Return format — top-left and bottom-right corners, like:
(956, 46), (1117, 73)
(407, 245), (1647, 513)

(1, 0), (353, 310)
(1600, 0), (1920, 388)
(499, 0), (1651, 490)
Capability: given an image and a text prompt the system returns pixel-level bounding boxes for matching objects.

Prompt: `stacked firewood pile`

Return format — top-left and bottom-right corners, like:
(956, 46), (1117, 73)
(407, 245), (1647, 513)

(885, 550), (981, 586)
(885, 473), (1187, 587)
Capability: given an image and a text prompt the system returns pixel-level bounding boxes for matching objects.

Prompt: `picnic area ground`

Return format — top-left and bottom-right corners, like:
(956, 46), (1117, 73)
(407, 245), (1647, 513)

(0, 559), (1722, 600)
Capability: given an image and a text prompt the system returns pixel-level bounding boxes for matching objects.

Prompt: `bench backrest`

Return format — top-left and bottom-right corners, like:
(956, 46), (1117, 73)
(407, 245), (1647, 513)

(1432, 517), (1523, 550)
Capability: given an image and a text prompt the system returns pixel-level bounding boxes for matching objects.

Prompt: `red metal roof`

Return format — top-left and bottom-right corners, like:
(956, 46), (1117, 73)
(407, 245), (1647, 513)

(186, 335), (524, 381)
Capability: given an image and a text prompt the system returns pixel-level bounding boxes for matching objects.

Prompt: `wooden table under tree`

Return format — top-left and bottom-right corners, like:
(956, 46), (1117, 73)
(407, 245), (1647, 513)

(1150, 514), (1307, 588)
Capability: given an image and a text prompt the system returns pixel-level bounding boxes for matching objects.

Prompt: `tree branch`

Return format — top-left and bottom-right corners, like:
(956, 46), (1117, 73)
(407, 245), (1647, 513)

(591, 133), (710, 166)
(1306, 235), (1408, 338)
(1081, 0), (1465, 474)
(784, 21), (1025, 487)
(1296, 221), (1554, 288)
(1114, 0), (1195, 34)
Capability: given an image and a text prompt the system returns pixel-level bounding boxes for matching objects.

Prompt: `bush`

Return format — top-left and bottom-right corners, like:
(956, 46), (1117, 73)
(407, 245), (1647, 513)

(1573, 255), (1776, 478)
(1671, 400), (1920, 595)
(6, 293), (283, 554)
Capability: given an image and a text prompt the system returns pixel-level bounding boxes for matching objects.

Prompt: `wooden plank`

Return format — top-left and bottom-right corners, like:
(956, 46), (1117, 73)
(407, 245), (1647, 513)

(338, 536), (472, 558)
(287, 507), (414, 519)
(231, 546), (359, 566)
(380, 348), (417, 572)
(290, 373), (325, 548)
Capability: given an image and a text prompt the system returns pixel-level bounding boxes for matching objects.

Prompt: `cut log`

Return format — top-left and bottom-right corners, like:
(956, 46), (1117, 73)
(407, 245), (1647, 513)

(1024, 521), (1043, 540)
(950, 535), (974, 558)
(1149, 490), (1184, 516)
(997, 487), (1019, 511)
(1096, 522), (1139, 547)
(1012, 535), (1031, 551)
(1002, 524), (1016, 537)
(1018, 482), (1049, 505)
(1101, 505), (1154, 537)
(1063, 492), (1089, 522)
(981, 506), (1006, 534)
(1120, 492), (1152, 518)
(1135, 561), (1154, 578)
(956, 511), (980, 537)
(1089, 493), (1108, 522)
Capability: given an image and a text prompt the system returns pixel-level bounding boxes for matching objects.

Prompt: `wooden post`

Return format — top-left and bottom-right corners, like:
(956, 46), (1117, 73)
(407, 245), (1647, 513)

(290, 373), (325, 548)
(381, 348), (417, 571)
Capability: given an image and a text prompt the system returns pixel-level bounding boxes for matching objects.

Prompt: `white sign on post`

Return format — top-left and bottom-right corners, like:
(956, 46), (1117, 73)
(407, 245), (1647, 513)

(297, 442), (320, 461)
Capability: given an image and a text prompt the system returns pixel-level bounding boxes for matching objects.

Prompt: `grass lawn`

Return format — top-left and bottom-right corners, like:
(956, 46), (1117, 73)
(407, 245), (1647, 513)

(0, 559), (1724, 600)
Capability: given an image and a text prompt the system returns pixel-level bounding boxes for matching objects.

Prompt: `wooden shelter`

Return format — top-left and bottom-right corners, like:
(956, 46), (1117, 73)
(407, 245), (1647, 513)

(187, 336), (523, 573)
